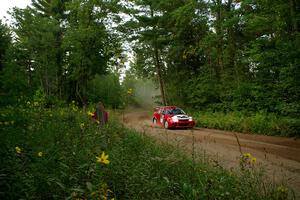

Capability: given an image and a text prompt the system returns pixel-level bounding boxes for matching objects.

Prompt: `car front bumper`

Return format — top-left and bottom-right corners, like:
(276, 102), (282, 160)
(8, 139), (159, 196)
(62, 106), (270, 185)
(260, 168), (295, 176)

(168, 121), (195, 128)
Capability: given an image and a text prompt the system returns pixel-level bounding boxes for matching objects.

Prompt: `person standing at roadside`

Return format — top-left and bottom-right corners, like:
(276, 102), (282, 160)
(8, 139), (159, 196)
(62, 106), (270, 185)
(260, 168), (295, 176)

(92, 101), (109, 148)
(92, 101), (108, 126)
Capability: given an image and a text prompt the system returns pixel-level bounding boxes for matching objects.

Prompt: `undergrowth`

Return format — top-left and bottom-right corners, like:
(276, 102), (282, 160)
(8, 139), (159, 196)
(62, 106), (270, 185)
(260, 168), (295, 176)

(0, 102), (294, 199)
(192, 111), (300, 137)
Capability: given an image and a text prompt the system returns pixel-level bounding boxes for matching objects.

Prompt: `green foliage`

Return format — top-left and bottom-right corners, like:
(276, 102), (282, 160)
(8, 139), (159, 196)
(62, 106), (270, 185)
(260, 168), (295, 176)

(0, 20), (11, 71)
(11, 7), (60, 96)
(193, 111), (300, 137)
(126, 0), (300, 123)
(0, 104), (120, 199)
(0, 1), (299, 197)
(63, 0), (117, 105)
(1, 0), (123, 107)
(0, 105), (294, 199)
(33, 87), (46, 106)
(0, 63), (30, 106)
(0, 42), (35, 106)
(2, 0), (298, 121)
(87, 74), (123, 108)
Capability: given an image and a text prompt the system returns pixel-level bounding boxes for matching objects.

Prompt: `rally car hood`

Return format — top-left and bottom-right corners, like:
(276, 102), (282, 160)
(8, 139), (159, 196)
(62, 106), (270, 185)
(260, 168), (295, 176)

(168, 114), (190, 119)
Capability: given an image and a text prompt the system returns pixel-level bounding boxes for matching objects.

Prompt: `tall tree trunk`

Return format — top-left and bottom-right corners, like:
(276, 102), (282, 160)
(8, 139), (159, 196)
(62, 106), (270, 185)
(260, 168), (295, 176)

(289, 0), (298, 33)
(150, 6), (167, 106)
(43, 66), (50, 97)
(76, 60), (85, 106)
(154, 45), (167, 106)
(226, 0), (237, 80)
(56, 30), (63, 98)
(215, 0), (223, 81)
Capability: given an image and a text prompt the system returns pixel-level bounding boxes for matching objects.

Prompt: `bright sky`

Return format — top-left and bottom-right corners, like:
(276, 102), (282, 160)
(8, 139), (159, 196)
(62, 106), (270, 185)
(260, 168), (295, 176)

(0, 0), (32, 23)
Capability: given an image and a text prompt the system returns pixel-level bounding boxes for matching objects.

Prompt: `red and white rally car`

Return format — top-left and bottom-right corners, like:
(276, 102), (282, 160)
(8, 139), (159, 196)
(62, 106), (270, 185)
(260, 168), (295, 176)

(152, 106), (195, 129)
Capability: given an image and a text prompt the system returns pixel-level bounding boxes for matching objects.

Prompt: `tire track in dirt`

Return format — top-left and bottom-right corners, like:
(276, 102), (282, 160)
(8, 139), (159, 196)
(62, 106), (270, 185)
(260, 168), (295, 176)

(122, 110), (300, 198)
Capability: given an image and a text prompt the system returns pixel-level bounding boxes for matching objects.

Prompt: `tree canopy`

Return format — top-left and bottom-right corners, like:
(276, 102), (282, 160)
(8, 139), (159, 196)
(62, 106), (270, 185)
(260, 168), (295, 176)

(0, 0), (299, 116)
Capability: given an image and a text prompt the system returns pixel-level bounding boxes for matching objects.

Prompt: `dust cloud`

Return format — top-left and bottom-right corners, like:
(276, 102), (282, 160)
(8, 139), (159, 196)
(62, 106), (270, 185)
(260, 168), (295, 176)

(131, 79), (160, 109)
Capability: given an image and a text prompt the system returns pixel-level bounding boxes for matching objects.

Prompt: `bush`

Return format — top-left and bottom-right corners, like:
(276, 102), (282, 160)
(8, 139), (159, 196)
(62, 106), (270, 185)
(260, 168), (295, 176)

(193, 111), (300, 137)
(87, 74), (123, 108)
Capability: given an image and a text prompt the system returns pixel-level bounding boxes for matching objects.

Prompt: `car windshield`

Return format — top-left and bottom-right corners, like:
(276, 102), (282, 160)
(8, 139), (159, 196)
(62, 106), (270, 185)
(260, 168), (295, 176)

(167, 108), (186, 115)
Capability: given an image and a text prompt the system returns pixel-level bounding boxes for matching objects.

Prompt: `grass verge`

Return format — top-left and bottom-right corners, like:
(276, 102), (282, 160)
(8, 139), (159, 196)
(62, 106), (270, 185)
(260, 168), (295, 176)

(192, 111), (300, 137)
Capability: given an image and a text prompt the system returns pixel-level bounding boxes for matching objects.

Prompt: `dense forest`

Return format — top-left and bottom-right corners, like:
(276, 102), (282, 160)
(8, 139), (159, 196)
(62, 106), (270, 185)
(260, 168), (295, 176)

(1, 1), (300, 199)
(126, 0), (300, 116)
(1, 0), (299, 118)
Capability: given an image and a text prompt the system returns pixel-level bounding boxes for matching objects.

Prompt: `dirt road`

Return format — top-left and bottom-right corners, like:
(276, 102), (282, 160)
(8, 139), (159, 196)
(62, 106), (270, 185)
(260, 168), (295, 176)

(122, 110), (300, 198)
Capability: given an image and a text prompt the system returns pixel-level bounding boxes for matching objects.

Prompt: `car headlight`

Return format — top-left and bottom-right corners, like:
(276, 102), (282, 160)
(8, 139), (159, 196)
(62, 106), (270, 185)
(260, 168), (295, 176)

(188, 117), (193, 121)
(171, 116), (178, 122)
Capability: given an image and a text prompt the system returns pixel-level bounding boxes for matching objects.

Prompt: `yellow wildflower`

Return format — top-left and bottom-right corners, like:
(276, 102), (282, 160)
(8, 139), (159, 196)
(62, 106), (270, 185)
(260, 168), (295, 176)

(38, 152), (43, 157)
(243, 153), (251, 158)
(87, 111), (94, 116)
(96, 152), (110, 165)
(80, 123), (85, 129)
(15, 146), (22, 154)
(277, 185), (288, 193)
(251, 157), (256, 163)
(127, 88), (133, 94)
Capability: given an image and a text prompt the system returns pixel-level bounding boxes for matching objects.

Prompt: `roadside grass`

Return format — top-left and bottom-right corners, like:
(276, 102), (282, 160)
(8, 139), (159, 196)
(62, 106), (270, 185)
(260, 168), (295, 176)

(0, 103), (294, 199)
(192, 111), (300, 137)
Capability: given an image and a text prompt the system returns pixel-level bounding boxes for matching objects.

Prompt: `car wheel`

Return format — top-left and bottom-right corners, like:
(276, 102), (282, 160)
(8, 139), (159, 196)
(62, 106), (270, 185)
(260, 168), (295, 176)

(153, 118), (157, 125)
(164, 121), (169, 129)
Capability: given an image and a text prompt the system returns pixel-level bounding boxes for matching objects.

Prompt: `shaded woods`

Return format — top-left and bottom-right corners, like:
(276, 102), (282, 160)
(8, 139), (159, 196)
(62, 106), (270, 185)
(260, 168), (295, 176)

(0, 0), (299, 135)
(126, 0), (299, 117)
